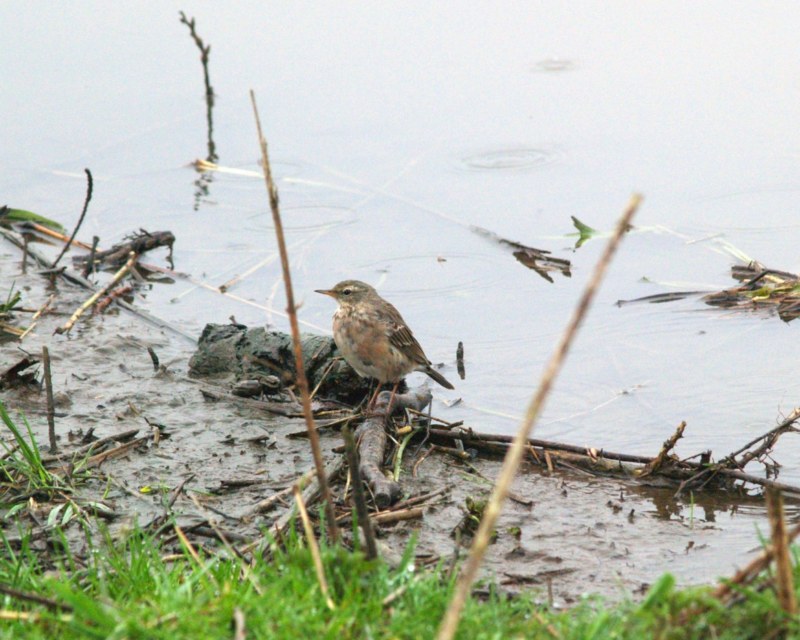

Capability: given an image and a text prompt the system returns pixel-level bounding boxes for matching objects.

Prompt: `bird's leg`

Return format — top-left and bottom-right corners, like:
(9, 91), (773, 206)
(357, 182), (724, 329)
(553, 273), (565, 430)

(386, 381), (400, 416)
(365, 382), (382, 413)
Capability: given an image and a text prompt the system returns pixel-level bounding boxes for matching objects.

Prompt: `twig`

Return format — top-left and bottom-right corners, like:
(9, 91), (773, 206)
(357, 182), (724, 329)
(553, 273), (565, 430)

(17, 294), (56, 341)
(250, 90), (339, 542)
(55, 251), (138, 335)
(40, 428), (139, 464)
(0, 584), (73, 612)
(233, 608), (246, 640)
(84, 436), (150, 468)
(52, 168), (93, 269)
(82, 235), (100, 278)
(174, 524), (204, 568)
(712, 521), (800, 603)
(178, 12), (214, 104)
(343, 426), (377, 560)
(42, 346), (56, 453)
(371, 507), (423, 525)
(639, 421), (685, 477)
(723, 408), (800, 470)
(147, 346), (160, 372)
(253, 468), (314, 513)
(766, 489), (797, 616)
(21, 236), (28, 274)
(266, 458), (345, 544)
(293, 486), (335, 610)
(437, 194), (641, 640)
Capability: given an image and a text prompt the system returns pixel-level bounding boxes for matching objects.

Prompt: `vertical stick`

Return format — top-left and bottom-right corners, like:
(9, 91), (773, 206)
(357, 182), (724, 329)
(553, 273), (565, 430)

(766, 488), (798, 616)
(436, 194), (641, 640)
(42, 346), (57, 453)
(250, 90), (339, 543)
(52, 168), (93, 269)
(343, 426), (378, 560)
(294, 486), (336, 611)
(82, 236), (100, 279)
(21, 236), (28, 274)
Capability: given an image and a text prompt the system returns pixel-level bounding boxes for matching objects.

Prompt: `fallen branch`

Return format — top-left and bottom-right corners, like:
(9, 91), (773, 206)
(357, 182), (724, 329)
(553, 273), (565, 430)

(356, 388), (433, 508)
(426, 425), (800, 497)
(712, 521), (800, 604)
(40, 428), (139, 465)
(56, 252), (138, 335)
(343, 425), (377, 559)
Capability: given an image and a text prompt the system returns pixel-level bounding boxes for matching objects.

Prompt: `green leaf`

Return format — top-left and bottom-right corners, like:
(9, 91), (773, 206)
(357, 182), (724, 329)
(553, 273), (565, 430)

(571, 216), (598, 248)
(1, 207), (66, 232)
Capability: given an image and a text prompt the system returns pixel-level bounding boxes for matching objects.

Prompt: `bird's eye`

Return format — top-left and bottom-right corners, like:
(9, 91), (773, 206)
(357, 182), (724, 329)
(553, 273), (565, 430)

(342, 288), (352, 296)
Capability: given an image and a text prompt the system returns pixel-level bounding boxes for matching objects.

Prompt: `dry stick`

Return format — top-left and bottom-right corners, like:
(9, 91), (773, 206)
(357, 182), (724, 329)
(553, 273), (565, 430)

(21, 236), (28, 274)
(147, 346), (160, 372)
(55, 252), (137, 335)
(724, 407), (800, 463)
(436, 194), (641, 640)
(343, 426), (378, 560)
(52, 168), (93, 269)
(41, 346), (57, 453)
(712, 522), (800, 603)
(17, 293), (56, 341)
(233, 608), (246, 640)
(293, 486), (336, 611)
(40, 428), (139, 464)
(82, 235), (100, 278)
(371, 507), (423, 525)
(0, 584), (73, 613)
(250, 90), (339, 543)
(766, 489), (798, 616)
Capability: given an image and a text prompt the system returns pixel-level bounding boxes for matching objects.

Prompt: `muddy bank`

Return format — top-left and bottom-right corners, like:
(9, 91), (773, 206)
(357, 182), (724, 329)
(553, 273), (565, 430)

(0, 249), (784, 604)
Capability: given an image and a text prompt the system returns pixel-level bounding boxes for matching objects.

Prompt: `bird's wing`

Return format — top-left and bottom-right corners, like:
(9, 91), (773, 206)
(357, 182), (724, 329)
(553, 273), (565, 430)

(387, 320), (429, 365)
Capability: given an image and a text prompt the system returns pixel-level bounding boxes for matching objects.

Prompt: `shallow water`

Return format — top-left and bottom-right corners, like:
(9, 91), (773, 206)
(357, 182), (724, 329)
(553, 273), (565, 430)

(2, 2), (800, 593)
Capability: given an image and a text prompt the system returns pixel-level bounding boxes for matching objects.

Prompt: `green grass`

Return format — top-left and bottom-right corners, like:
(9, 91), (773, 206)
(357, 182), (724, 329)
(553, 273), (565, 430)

(0, 521), (797, 640)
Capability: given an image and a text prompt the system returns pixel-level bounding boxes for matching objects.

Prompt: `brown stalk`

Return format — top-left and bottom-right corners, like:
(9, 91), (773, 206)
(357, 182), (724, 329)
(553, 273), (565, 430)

(436, 194), (641, 640)
(343, 426), (378, 559)
(766, 489), (798, 616)
(293, 486), (336, 610)
(51, 168), (93, 269)
(17, 293), (56, 341)
(250, 90), (339, 542)
(55, 251), (138, 335)
(712, 522), (800, 603)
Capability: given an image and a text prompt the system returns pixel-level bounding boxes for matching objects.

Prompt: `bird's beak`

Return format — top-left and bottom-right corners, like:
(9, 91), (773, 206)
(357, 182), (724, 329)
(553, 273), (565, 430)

(315, 289), (335, 297)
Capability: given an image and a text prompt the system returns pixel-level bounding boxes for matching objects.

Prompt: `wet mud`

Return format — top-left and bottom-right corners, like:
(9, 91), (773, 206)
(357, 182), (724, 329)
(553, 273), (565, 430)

(0, 253), (783, 604)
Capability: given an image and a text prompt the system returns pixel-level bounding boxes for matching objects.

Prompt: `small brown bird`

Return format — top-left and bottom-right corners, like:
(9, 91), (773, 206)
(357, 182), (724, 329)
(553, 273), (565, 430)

(315, 280), (454, 405)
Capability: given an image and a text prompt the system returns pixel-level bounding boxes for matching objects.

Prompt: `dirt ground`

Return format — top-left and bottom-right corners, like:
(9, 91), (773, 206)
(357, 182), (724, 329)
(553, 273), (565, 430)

(0, 243), (773, 605)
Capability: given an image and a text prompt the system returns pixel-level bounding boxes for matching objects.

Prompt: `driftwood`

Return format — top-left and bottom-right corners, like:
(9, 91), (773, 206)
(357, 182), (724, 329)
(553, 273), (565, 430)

(355, 387), (433, 507)
(0, 226), (195, 342)
(618, 259), (800, 323)
(424, 410), (800, 497)
(72, 229), (175, 270)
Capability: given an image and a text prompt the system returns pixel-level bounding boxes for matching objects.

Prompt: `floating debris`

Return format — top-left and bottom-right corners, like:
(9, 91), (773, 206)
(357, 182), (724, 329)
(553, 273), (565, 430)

(618, 259), (800, 323)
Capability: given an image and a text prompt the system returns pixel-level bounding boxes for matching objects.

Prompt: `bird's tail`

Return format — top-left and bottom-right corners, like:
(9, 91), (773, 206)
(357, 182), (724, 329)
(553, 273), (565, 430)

(425, 366), (454, 390)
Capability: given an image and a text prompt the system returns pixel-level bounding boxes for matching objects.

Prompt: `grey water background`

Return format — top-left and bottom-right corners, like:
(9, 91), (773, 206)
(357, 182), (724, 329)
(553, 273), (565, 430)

(3, 2), (800, 546)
